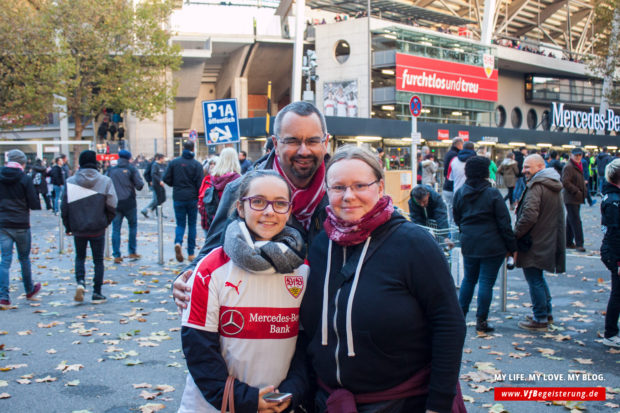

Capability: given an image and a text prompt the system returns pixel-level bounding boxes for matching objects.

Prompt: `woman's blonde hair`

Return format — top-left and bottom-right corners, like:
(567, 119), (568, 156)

(606, 158), (620, 185)
(326, 145), (384, 181)
(212, 147), (241, 177)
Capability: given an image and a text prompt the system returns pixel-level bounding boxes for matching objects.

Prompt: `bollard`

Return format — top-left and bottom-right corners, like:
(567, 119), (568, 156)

(500, 259), (508, 312)
(104, 227), (110, 258)
(58, 213), (64, 254)
(157, 205), (164, 265)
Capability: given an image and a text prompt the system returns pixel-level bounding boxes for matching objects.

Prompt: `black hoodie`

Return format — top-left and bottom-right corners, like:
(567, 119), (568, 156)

(0, 166), (40, 229)
(162, 150), (203, 202)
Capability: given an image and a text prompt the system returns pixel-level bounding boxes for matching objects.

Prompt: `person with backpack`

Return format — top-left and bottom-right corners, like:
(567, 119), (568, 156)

(198, 148), (241, 237)
(31, 159), (51, 210)
(141, 155), (167, 218)
(107, 150), (144, 263)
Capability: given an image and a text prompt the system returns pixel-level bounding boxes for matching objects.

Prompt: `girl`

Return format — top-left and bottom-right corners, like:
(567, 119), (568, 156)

(180, 170), (308, 412)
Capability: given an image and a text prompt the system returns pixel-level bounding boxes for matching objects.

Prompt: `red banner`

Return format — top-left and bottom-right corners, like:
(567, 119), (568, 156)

(96, 154), (119, 161)
(438, 129), (450, 140)
(458, 131), (469, 140)
(494, 387), (605, 401)
(396, 53), (498, 101)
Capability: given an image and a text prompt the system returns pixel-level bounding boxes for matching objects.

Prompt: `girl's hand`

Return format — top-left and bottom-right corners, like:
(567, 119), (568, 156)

(258, 386), (276, 411)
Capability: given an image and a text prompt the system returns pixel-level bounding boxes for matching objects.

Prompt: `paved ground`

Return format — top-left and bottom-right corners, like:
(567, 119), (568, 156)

(0, 192), (619, 413)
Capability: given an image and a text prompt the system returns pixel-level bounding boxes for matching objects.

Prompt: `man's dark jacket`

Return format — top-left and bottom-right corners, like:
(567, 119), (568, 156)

(597, 152), (613, 177)
(0, 166), (40, 229)
(601, 181), (620, 271)
(408, 186), (449, 230)
(107, 158), (144, 211)
(561, 160), (587, 205)
(442, 145), (460, 192)
(163, 150), (203, 202)
(49, 165), (65, 186)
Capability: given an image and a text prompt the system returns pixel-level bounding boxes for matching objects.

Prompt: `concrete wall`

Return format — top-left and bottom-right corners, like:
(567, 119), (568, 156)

(315, 18), (371, 118)
(497, 71), (550, 131)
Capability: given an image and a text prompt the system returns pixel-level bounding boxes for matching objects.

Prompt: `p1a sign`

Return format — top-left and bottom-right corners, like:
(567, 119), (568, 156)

(202, 99), (241, 145)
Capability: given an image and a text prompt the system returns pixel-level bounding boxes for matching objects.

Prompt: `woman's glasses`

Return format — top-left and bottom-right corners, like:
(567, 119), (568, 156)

(327, 180), (379, 194)
(241, 196), (292, 214)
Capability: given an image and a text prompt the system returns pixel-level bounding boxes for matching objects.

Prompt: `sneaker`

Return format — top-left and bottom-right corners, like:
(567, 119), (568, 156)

(141, 210), (149, 219)
(128, 253), (141, 259)
(174, 244), (184, 262)
(114, 257), (123, 264)
(92, 293), (107, 304)
(476, 318), (495, 334)
(26, 282), (42, 300)
(526, 314), (554, 324)
(74, 284), (85, 302)
(576, 246), (586, 252)
(518, 319), (548, 332)
(602, 335), (620, 348)
(187, 254), (196, 262)
(0, 299), (11, 308)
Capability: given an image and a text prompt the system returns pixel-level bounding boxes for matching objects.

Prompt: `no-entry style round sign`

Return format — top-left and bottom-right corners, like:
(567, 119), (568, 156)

(409, 95), (422, 117)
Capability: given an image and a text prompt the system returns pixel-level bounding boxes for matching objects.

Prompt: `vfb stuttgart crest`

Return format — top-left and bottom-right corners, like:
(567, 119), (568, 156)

(285, 275), (304, 299)
(483, 53), (494, 78)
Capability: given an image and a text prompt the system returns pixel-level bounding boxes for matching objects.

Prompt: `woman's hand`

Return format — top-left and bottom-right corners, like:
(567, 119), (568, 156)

(257, 386), (291, 413)
(173, 270), (192, 316)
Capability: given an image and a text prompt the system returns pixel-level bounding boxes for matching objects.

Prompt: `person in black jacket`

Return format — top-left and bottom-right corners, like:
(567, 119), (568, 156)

(62, 150), (117, 304)
(31, 159), (51, 210)
(453, 156), (517, 334)
(597, 147), (613, 196)
(163, 141), (203, 262)
(107, 150), (144, 263)
(49, 156), (65, 214)
(408, 185), (449, 230)
(0, 150), (42, 307)
(600, 159), (620, 348)
(441, 137), (463, 223)
(141, 154), (167, 218)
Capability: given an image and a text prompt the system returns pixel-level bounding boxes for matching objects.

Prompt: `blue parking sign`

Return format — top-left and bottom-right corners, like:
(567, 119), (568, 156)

(202, 99), (240, 145)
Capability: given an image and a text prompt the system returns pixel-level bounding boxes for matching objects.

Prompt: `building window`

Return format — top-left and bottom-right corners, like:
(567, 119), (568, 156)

(334, 40), (350, 64)
(495, 105), (506, 127)
(527, 109), (538, 130)
(511, 107), (523, 128)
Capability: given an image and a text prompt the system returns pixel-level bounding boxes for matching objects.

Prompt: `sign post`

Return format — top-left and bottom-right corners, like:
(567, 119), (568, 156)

(202, 99), (241, 146)
(409, 95), (423, 188)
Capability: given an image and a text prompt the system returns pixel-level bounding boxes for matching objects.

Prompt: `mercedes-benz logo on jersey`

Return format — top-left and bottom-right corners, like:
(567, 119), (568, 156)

(219, 309), (244, 336)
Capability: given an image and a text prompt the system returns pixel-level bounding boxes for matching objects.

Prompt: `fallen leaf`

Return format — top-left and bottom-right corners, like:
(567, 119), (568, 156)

(46, 349), (57, 354)
(573, 358), (593, 365)
(0, 380), (7, 387)
(125, 359), (142, 366)
(154, 384), (175, 393)
(16, 379), (31, 384)
(65, 380), (80, 387)
(133, 383), (152, 389)
(17, 330), (32, 336)
(0, 393), (10, 399)
(139, 403), (165, 413)
(140, 390), (161, 400)
(489, 403), (508, 413)
(35, 375), (57, 383)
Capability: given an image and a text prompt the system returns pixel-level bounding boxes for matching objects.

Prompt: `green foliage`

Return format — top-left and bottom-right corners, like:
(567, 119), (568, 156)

(0, 0), (181, 137)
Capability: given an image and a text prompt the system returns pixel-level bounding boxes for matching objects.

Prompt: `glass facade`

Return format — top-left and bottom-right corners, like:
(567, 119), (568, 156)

(371, 27), (495, 126)
(525, 75), (620, 107)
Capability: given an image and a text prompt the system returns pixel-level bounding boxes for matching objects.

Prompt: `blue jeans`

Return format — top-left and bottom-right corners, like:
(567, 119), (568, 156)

(53, 184), (64, 212)
(112, 207), (138, 258)
(513, 177), (526, 204)
(74, 235), (105, 294)
(142, 186), (157, 213)
(459, 254), (505, 319)
(0, 228), (33, 301)
(523, 267), (552, 322)
(173, 200), (197, 255)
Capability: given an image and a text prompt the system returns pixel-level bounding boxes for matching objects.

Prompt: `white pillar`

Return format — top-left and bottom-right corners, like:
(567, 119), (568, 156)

(481, 0), (497, 46)
(291, 0), (305, 102)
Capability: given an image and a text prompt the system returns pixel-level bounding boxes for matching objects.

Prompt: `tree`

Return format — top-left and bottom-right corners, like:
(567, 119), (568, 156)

(49, 0), (182, 139)
(0, 1), (57, 128)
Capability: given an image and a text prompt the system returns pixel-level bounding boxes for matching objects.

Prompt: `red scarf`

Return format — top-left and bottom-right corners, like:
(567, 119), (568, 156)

(324, 196), (394, 246)
(572, 159), (583, 173)
(273, 155), (326, 230)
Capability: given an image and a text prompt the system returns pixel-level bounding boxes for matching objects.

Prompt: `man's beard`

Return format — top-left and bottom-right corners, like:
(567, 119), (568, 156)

(290, 155), (319, 179)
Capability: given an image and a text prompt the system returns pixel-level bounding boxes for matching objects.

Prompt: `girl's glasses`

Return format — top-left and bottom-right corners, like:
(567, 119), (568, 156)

(241, 196), (292, 214)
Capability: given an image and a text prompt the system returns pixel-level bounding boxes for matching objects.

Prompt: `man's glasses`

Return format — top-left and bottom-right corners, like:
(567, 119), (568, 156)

(327, 180), (379, 194)
(278, 136), (326, 148)
(241, 196), (292, 214)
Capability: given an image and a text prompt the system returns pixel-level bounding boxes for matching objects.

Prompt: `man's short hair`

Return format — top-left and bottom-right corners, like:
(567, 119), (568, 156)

(549, 150), (558, 159)
(519, 147), (527, 152)
(452, 137), (464, 146)
(412, 185), (430, 201)
(239, 151), (247, 157)
(155, 153), (165, 160)
(463, 142), (475, 151)
(183, 141), (194, 151)
(273, 101), (327, 138)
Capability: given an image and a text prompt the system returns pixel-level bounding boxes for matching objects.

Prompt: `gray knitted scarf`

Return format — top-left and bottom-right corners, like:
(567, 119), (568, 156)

(223, 220), (305, 274)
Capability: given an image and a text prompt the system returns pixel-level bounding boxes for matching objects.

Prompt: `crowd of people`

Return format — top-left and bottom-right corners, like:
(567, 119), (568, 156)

(1, 101), (619, 412)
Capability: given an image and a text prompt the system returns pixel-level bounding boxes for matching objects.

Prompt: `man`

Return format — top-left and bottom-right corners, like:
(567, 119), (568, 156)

(163, 141), (203, 262)
(409, 185), (453, 247)
(582, 152), (596, 207)
(515, 155), (565, 331)
(238, 150), (253, 174)
(546, 150), (563, 175)
(512, 146), (529, 204)
(50, 156), (65, 214)
(597, 147), (613, 196)
(142, 154), (167, 218)
(173, 101), (330, 309)
(0, 150), (42, 308)
(442, 137), (463, 222)
(62, 150), (117, 304)
(107, 150), (144, 263)
(60, 153), (72, 178)
(562, 148), (587, 252)
(447, 141), (476, 194)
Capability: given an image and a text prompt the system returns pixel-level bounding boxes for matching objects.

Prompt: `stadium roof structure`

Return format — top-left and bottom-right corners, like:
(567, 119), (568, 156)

(307, 0), (599, 57)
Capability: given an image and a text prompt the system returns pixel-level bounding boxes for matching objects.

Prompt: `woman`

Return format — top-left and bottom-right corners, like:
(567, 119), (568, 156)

(453, 156), (516, 334)
(600, 159), (620, 348)
(301, 145), (466, 413)
(421, 154), (437, 187)
(180, 170), (308, 412)
(497, 152), (519, 210)
(199, 149), (240, 234)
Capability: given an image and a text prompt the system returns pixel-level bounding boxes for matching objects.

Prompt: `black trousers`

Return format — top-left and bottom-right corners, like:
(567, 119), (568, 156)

(565, 203), (584, 247)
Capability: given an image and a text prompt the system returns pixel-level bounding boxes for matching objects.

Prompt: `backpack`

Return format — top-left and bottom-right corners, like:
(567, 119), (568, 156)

(32, 171), (42, 186)
(199, 186), (220, 231)
(143, 161), (153, 184)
